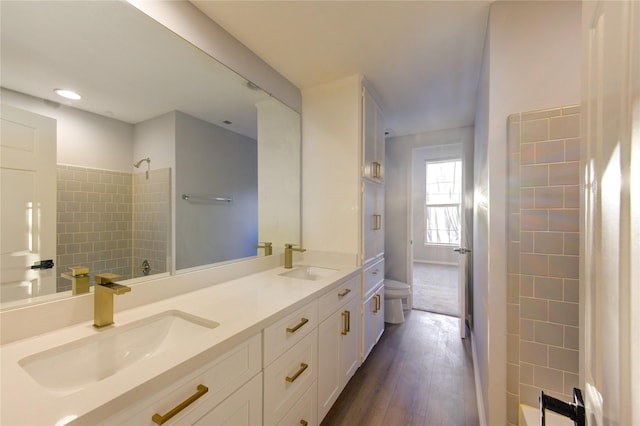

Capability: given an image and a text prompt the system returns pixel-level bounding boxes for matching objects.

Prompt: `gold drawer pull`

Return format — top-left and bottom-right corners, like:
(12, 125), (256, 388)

(300, 420), (309, 426)
(371, 269), (379, 275)
(285, 363), (309, 383)
(286, 317), (309, 333)
(373, 294), (381, 313)
(372, 161), (382, 179)
(341, 310), (351, 335)
(337, 288), (351, 297)
(152, 384), (208, 425)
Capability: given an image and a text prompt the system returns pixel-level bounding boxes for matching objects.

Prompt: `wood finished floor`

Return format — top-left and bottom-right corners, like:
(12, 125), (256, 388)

(321, 310), (479, 426)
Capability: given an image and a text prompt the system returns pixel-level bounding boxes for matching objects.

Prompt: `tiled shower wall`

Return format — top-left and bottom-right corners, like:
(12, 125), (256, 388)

(132, 168), (170, 279)
(57, 166), (170, 291)
(506, 106), (581, 425)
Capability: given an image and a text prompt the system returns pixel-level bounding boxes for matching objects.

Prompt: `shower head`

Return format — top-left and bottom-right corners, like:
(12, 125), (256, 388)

(134, 157), (150, 168)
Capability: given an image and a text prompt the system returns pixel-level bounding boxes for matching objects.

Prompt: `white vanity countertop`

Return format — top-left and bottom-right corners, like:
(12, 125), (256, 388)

(0, 264), (359, 426)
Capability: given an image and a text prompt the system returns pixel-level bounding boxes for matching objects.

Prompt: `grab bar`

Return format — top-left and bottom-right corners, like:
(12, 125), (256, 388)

(182, 194), (232, 203)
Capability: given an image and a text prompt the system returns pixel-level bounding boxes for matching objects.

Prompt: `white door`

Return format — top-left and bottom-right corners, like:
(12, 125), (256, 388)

(0, 105), (57, 303)
(455, 152), (469, 339)
(582, 0), (639, 423)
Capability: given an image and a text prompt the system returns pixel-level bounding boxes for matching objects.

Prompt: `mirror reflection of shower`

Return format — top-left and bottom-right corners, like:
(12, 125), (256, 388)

(134, 157), (151, 179)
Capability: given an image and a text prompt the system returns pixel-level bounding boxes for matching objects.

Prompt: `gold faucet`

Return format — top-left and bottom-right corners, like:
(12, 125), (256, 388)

(254, 242), (273, 256)
(284, 243), (306, 269)
(61, 266), (90, 295)
(94, 273), (130, 328)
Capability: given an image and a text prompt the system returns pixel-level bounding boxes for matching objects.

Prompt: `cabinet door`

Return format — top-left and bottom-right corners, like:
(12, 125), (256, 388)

(341, 296), (361, 382)
(374, 186), (385, 259)
(362, 87), (377, 181)
(361, 291), (376, 362)
(318, 297), (361, 422)
(193, 374), (262, 426)
(362, 182), (377, 265)
(374, 101), (385, 182)
(363, 181), (384, 264)
(362, 87), (384, 183)
(318, 311), (342, 420)
(373, 286), (385, 344)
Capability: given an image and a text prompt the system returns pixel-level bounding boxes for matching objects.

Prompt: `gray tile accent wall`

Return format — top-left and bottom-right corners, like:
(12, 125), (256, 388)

(56, 166), (171, 291)
(57, 166), (132, 291)
(506, 106), (580, 425)
(132, 168), (170, 278)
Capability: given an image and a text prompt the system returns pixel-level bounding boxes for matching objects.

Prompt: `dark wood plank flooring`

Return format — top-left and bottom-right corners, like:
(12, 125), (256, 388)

(321, 310), (479, 426)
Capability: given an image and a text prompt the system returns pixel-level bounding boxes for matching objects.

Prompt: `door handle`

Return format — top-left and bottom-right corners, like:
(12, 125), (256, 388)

(31, 259), (54, 270)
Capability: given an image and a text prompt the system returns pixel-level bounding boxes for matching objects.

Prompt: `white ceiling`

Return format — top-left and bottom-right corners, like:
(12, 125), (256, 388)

(192, 1), (492, 137)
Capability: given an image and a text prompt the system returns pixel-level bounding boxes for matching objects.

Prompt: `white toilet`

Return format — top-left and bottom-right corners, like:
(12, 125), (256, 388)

(384, 279), (411, 324)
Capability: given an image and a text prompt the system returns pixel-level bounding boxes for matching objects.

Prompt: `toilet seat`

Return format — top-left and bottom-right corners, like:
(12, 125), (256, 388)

(384, 279), (410, 298)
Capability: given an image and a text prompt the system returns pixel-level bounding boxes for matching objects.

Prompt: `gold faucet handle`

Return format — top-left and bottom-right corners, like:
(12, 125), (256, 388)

(99, 282), (131, 295)
(285, 243), (306, 253)
(95, 273), (122, 285)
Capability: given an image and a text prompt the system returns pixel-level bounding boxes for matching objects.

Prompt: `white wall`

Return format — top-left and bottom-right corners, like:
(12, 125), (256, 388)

(302, 75), (362, 258)
(256, 99), (301, 250)
(385, 126), (474, 283)
(1, 88), (133, 171)
(133, 112), (176, 171)
(472, 1), (581, 424)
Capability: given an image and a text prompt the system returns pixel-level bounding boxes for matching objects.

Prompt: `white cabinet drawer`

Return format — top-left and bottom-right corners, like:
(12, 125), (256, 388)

(276, 380), (317, 426)
(318, 274), (359, 321)
(192, 373), (262, 426)
(362, 258), (384, 296)
(263, 300), (317, 365)
(264, 330), (318, 426)
(105, 334), (262, 425)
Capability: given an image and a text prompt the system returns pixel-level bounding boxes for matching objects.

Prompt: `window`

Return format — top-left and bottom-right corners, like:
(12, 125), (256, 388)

(424, 159), (461, 245)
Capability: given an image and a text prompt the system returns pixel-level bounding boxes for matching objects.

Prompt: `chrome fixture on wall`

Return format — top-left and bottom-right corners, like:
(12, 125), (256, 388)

(134, 157), (151, 179)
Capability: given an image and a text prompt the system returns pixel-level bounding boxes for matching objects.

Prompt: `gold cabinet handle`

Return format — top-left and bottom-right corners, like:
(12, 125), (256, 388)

(341, 311), (349, 335)
(372, 214), (382, 230)
(152, 384), (208, 425)
(338, 288), (351, 297)
(372, 161), (381, 179)
(373, 294), (381, 313)
(346, 310), (351, 333)
(285, 363), (309, 383)
(286, 317), (309, 333)
(300, 420), (309, 426)
(371, 269), (379, 275)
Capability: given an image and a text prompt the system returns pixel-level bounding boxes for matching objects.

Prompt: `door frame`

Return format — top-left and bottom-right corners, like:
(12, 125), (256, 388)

(407, 143), (467, 338)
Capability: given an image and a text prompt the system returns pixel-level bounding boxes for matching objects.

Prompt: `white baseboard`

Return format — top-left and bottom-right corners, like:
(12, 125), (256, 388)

(412, 259), (458, 266)
(471, 331), (487, 426)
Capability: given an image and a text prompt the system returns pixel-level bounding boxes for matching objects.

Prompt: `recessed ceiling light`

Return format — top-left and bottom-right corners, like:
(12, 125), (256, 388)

(54, 89), (82, 100)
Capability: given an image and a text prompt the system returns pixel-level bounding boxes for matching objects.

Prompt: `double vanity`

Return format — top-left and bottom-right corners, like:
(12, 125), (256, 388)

(0, 255), (381, 426)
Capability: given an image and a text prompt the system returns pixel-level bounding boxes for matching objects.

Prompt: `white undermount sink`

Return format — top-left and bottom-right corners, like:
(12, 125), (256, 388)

(19, 310), (219, 395)
(278, 265), (338, 281)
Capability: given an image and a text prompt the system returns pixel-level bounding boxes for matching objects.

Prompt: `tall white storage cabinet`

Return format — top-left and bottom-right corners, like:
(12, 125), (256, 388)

(302, 75), (386, 394)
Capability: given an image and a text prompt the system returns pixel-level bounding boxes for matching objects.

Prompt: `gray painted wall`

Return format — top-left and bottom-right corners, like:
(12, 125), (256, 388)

(175, 111), (258, 270)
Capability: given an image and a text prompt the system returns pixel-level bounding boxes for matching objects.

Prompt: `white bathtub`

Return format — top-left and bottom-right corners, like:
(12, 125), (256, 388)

(519, 404), (573, 426)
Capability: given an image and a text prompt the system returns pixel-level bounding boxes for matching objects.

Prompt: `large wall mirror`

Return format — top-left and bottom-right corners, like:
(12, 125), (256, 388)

(0, 1), (301, 308)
